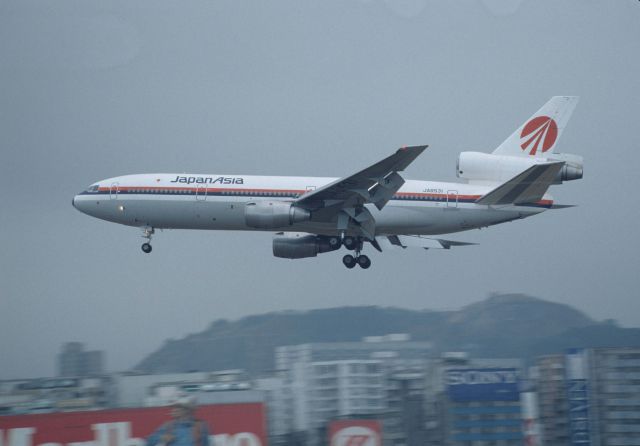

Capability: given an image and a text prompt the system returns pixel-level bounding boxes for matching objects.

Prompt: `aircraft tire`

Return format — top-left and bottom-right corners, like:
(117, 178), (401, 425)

(357, 255), (371, 269)
(141, 243), (152, 254)
(343, 236), (357, 251)
(342, 254), (356, 269)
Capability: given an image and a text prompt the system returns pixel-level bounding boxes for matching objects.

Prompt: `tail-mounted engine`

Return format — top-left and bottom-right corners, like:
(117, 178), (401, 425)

(273, 233), (341, 259)
(456, 151), (583, 184)
(245, 201), (311, 229)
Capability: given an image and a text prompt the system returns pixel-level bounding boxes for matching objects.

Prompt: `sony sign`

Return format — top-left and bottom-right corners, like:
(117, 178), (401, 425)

(0, 423), (261, 446)
(446, 369), (518, 386)
(445, 368), (520, 402)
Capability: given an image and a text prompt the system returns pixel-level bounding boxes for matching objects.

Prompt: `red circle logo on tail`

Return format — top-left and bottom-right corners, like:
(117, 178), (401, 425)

(520, 116), (558, 155)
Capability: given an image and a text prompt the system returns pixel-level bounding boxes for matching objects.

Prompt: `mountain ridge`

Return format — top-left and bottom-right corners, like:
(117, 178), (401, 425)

(134, 294), (639, 374)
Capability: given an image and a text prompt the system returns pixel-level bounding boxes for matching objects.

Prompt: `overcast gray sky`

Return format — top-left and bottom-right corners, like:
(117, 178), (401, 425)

(1, 0), (639, 379)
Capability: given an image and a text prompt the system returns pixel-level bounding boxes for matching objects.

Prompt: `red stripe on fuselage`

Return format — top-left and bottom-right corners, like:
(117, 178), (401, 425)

(98, 186), (552, 206)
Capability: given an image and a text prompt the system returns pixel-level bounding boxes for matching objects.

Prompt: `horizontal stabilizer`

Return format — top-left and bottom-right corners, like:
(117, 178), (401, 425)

(550, 204), (577, 209)
(380, 235), (476, 250)
(475, 162), (564, 206)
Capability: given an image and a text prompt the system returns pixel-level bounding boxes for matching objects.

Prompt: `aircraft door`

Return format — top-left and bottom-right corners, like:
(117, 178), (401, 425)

(446, 190), (458, 208)
(196, 184), (207, 201)
(110, 182), (119, 200)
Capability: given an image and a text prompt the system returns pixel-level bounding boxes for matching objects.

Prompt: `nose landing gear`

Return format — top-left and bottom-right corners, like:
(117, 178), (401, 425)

(141, 227), (155, 254)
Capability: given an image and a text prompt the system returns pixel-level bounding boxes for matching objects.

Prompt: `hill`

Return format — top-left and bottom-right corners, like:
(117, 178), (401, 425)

(134, 294), (640, 374)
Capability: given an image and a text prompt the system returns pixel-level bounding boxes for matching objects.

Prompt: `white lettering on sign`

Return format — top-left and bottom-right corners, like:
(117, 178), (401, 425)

(213, 433), (260, 446)
(330, 427), (380, 446)
(0, 428), (35, 446)
(1, 424), (261, 446)
(446, 370), (518, 386)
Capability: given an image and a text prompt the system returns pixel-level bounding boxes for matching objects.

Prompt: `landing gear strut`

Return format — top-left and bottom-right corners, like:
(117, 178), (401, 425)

(141, 227), (155, 254)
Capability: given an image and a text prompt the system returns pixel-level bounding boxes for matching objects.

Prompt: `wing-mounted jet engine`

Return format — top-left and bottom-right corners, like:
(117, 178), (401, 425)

(272, 233), (342, 259)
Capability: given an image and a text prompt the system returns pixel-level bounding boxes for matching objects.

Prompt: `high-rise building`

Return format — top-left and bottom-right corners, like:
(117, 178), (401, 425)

(57, 342), (105, 377)
(273, 335), (432, 446)
(536, 347), (640, 446)
(589, 347), (640, 445)
(384, 371), (427, 446)
(535, 354), (570, 445)
(291, 359), (386, 435)
(254, 375), (294, 445)
(275, 334), (432, 371)
(424, 353), (525, 446)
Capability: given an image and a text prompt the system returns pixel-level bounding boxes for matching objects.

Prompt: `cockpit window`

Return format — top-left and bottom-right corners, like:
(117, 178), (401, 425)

(86, 185), (100, 193)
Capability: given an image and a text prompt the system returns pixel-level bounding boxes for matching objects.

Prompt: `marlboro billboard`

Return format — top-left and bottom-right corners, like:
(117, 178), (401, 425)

(0, 403), (266, 446)
(328, 420), (381, 446)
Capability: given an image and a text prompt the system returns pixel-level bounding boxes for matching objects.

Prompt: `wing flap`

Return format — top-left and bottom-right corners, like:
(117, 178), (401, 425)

(380, 235), (477, 250)
(475, 161), (564, 206)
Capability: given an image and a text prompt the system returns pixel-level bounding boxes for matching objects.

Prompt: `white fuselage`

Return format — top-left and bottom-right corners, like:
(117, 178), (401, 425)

(72, 173), (552, 236)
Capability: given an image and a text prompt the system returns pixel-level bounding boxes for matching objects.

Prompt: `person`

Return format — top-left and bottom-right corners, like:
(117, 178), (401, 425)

(147, 396), (210, 446)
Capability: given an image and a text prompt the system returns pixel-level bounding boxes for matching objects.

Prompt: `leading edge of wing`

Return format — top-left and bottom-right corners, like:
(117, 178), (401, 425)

(295, 145), (428, 210)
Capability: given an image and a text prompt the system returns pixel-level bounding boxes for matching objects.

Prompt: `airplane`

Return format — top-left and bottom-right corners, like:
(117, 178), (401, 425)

(73, 96), (583, 269)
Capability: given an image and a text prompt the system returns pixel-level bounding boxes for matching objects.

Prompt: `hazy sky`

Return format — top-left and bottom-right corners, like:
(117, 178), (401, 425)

(1, 0), (639, 379)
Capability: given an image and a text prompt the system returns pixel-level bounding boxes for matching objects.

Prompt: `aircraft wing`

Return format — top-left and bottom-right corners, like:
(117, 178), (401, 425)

(379, 235), (477, 250)
(296, 145), (428, 211)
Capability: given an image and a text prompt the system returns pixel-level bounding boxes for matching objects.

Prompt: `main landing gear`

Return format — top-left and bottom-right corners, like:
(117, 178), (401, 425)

(141, 227), (155, 254)
(342, 254), (371, 269)
(341, 236), (371, 269)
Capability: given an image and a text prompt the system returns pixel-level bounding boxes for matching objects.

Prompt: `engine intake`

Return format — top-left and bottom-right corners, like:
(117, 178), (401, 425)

(273, 233), (341, 259)
(245, 201), (311, 229)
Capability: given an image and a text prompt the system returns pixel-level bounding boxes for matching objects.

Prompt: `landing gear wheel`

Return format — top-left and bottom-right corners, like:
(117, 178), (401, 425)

(357, 255), (371, 269)
(343, 236), (357, 251)
(342, 254), (356, 269)
(141, 243), (152, 254)
(328, 236), (342, 249)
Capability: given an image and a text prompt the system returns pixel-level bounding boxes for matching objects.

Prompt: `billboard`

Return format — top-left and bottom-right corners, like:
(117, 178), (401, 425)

(445, 368), (520, 402)
(0, 403), (266, 446)
(565, 348), (591, 445)
(328, 420), (381, 446)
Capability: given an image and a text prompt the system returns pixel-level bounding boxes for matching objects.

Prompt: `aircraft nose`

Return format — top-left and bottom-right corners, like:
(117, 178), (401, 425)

(72, 194), (85, 213)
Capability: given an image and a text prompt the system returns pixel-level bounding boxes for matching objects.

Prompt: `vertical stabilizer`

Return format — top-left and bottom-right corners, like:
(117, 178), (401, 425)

(493, 96), (579, 157)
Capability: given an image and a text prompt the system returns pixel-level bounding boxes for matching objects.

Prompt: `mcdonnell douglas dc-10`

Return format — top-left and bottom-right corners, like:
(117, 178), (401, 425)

(73, 96), (583, 269)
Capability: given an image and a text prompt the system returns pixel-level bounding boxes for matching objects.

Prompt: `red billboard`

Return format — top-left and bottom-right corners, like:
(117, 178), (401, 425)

(0, 403), (266, 446)
(328, 420), (381, 446)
